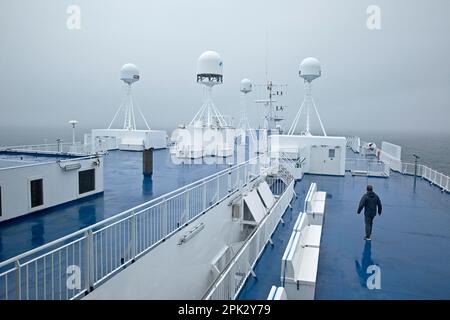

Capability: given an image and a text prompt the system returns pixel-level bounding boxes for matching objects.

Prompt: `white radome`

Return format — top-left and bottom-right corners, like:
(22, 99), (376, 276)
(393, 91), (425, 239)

(197, 51), (223, 77)
(299, 57), (321, 82)
(240, 78), (252, 93)
(120, 63), (140, 84)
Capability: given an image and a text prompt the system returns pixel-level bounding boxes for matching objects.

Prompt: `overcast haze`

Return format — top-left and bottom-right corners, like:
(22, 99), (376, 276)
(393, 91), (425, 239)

(1, 0), (450, 141)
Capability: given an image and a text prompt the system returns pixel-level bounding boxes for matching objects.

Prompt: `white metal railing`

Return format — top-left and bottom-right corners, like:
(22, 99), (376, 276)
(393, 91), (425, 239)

(265, 155), (296, 195)
(399, 163), (449, 192)
(346, 136), (361, 153)
(0, 142), (93, 156)
(345, 158), (390, 177)
(203, 178), (294, 300)
(347, 137), (449, 193)
(0, 155), (101, 172)
(268, 152), (304, 181)
(0, 156), (264, 300)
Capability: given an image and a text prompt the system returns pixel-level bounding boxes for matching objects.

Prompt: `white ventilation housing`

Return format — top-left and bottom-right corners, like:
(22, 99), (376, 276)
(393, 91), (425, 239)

(120, 63), (140, 85)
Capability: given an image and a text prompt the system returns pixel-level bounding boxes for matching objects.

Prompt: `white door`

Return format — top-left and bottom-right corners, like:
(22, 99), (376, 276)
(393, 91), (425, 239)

(309, 145), (324, 174)
(322, 146), (340, 175)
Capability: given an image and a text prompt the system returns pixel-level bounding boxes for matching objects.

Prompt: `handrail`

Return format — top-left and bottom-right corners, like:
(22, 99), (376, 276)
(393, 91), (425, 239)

(0, 155), (263, 269)
(0, 155), (100, 172)
(399, 162), (449, 192)
(0, 155), (266, 300)
(347, 136), (449, 193)
(0, 142), (91, 157)
(203, 176), (294, 300)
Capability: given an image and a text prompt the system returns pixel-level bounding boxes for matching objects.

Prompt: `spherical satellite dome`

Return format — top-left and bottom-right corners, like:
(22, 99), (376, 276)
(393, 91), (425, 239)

(299, 57), (321, 81)
(120, 63), (140, 84)
(240, 78), (252, 93)
(197, 51), (223, 85)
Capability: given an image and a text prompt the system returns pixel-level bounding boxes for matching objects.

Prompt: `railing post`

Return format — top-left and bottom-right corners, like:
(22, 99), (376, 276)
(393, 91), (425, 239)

(15, 260), (21, 300)
(413, 155), (419, 192)
(85, 229), (94, 293)
(184, 190), (190, 222)
(217, 176), (220, 201)
(203, 182), (207, 210)
(228, 170), (232, 193)
(131, 211), (137, 259)
(161, 200), (167, 238)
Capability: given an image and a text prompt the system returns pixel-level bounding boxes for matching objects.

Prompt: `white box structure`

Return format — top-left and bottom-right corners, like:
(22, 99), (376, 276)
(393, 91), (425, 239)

(270, 134), (346, 176)
(171, 127), (235, 159)
(89, 129), (167, 152)
(0, 156), (104, 222)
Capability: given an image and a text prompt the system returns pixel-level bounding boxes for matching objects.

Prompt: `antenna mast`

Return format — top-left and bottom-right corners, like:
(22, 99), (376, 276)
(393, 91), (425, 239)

(190, 51), (228, 128)
(108, 63), (150, 131)
(288, 57), (327, 136)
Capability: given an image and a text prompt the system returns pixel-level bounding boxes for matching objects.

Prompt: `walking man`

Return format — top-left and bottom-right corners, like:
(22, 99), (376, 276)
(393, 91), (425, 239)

(357, 185), (382, 241)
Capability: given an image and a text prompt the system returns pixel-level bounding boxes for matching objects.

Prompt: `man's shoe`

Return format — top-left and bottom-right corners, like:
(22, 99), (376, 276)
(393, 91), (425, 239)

(364, 237), (371, 241)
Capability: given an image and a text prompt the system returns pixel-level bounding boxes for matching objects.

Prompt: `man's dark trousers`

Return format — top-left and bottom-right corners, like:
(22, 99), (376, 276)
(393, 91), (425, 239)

(364, 214), (374, 238)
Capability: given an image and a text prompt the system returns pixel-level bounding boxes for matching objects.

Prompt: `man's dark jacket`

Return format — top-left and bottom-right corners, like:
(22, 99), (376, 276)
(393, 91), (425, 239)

(357, 191), (382, 218)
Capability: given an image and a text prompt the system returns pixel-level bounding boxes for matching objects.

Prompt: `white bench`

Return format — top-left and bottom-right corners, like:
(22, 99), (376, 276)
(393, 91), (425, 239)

(281, 213), (321, 300)
(293, 212), (322, 248)
(267, 286), (287, 300)
(304, 183), (326, 226)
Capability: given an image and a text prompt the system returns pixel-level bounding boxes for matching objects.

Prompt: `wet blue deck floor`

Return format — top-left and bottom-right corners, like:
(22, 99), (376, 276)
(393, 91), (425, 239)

(0, 149), (228, 261)
(238, 171), (450, 299)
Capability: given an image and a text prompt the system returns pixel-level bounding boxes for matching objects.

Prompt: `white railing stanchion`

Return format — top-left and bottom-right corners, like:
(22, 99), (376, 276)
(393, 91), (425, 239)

(162, 200), (167, 238)
(184, 191), (189, 224)
(15, 261), (21, 300)
(0, 155), (265, 301)
(131, 211), (136, 260)
(85, 229), (94, 292)
(203, 182), (207, 210)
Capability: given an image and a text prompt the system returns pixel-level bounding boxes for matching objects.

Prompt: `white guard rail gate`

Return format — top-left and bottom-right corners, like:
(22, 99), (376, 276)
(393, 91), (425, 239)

(0, 156), (265, 300)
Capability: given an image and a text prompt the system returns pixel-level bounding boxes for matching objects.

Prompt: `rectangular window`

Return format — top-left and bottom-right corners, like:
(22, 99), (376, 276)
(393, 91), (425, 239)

(79, 169), (95, 194)
(30, 179), (44, 208)
(328, 149), (336, 158)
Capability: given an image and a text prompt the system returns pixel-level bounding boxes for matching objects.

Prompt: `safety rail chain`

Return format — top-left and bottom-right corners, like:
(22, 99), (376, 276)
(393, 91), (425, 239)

(0, 155), (266, 300)
(203, 176), (295, 300)
(399, 163), (449, 192)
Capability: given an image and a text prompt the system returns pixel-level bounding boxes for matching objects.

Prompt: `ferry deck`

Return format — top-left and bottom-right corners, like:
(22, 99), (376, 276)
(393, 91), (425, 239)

(0, 147), (449, 300)
(239, 151), (450, 299)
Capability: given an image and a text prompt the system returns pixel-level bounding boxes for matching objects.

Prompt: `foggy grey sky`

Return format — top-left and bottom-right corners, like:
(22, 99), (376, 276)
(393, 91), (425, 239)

(1, 0), (450, 138)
